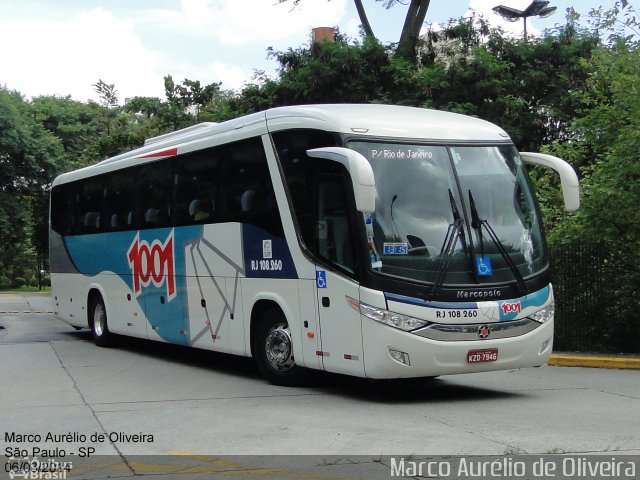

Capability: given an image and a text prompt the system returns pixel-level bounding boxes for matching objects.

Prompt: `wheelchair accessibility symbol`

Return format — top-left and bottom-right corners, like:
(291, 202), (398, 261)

(316, 271), (327, 288)
(475, 256), (493, 277)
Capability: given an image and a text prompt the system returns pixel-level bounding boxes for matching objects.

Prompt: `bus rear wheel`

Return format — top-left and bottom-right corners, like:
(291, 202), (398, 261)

(254, 308), (306, 386)
(90, 295), (113, 347)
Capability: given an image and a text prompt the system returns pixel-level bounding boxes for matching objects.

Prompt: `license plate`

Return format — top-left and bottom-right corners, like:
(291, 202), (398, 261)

(467, 349), (498, 364)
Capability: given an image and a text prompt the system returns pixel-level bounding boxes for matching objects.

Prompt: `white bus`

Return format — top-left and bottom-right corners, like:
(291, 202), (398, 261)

(49, 104), (579, 385)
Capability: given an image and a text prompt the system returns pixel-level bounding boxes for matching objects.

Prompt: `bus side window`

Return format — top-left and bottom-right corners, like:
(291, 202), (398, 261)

(272, 129), (342, 257)
(225, 138), (284, 237)
(188, 198), (214, 223)
(76, 178), (103, 234)
(315, 168), (356, 274)
(104, 168), (136, 231)
(173, 148), (221, 225)
(51, 184), (76, 235)
(139, 160), (172, 228)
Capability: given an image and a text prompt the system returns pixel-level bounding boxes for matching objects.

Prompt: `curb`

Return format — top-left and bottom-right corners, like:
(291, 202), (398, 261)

(548, 354), (640, 370)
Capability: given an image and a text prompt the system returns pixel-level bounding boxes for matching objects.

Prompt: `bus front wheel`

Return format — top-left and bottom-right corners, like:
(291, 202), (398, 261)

(254, 308), (306, 386)
(90, 295), (113, 347)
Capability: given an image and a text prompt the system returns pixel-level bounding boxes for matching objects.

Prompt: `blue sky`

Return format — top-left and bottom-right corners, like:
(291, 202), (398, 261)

(0, 1), (612, 103)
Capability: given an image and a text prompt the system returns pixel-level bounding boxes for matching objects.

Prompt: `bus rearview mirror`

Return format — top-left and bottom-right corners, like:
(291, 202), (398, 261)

(520, 152), (580, 212)
(307, 147), (376, 213)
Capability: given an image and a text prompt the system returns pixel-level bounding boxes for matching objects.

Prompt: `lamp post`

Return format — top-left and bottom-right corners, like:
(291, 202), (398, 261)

(492, 1), (557, 41)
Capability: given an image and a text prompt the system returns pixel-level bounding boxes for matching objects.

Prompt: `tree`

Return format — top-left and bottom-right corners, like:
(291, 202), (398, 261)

(176, 79), (222, 122)
(538, 2), (640, 352)
(237, 17), (598, 152)
(427, 20), (600, 152)
(392, 0), (431, 62)
(0, 88), (64, 281)
(30, 95), (105, 168)
(93, 79), (119, 107)
(160, 75), (199, 130)
(123, 96), (163, 120)
(279, 0), (431, 62)
(264, 35), (391, 105)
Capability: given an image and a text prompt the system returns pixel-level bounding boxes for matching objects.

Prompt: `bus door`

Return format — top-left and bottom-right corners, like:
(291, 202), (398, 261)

(314, 172), (365, 377)
(185, 274), (232, 353)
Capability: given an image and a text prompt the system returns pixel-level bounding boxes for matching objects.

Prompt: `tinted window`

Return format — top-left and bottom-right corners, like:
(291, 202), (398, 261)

(76, 178), (103, 234)
(139, 160), (172, 228)
(272, 129), (356, 273)
(51, 183), (76, 235)
(272, 129), (339, 248)
(104, 168), (136, 231)
(50, 136), (284, 238)
(174, 150), (221, 225)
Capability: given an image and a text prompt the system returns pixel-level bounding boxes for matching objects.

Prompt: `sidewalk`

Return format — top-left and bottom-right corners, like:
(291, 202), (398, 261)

(549, 353), (640, 370)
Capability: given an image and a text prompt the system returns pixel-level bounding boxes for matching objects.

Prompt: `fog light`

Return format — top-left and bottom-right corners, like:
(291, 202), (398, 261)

(389, 349), (411, 366)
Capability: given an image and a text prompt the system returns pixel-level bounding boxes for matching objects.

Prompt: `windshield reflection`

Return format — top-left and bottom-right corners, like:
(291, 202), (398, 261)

(349, 141), (547, 286)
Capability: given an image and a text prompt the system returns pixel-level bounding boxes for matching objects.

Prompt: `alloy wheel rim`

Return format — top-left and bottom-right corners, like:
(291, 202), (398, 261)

(264, 323), (295, 371)
(94, 303), (105, 337)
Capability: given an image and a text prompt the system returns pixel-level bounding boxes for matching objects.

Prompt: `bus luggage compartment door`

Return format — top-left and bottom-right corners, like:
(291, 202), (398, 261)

(145, 284), (189, 345)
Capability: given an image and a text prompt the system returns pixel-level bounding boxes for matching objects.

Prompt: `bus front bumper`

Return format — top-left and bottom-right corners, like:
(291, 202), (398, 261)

(361, 317), (554, 379)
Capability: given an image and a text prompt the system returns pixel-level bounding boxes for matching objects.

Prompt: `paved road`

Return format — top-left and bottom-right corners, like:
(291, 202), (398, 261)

(1, 293), (639, 479)
(0, 292), (78, 343)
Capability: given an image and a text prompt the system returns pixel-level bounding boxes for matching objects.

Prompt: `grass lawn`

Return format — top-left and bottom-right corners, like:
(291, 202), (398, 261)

(0, 285), (52, 293)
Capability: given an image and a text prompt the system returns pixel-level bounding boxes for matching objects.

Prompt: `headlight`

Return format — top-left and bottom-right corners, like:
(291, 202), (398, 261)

(348, 297), (430, 332)
(529, 301), (555, 324)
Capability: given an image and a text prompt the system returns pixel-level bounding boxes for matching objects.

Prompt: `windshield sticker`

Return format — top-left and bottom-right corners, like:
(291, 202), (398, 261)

(370, 148), (435, 160)
(475, 255), (493, 277)
(383, 242), (408, 255)
(369, 240), (382, 268)
(364, 213), (374, 237)
(365, 214), (382, 268)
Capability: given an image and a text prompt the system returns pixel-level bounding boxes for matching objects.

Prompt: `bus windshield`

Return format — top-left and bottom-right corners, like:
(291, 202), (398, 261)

(348, 141), (547, 286)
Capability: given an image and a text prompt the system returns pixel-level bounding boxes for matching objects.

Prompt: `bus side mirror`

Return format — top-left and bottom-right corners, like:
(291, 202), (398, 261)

(520, 152), (580, 212)
(307, 147), (376, 213)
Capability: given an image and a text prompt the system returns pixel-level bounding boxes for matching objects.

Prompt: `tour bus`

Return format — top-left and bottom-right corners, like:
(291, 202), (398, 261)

(49, 104), (579, 385)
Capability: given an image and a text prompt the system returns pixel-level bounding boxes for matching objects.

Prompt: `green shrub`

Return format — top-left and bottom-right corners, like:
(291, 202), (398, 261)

(13, 277), (26, 288)
(0, 276), (11, 289)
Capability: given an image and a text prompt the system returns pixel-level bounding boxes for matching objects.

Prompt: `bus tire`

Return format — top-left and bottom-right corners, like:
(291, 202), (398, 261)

(254, 308), (306, 386)
(90, 295), (113, 347)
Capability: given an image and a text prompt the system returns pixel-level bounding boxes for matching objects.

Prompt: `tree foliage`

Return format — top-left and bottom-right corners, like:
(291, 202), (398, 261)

(279, 0), (431, 62)
(545, 40), (640, 350)
(0, 89), (64, 281)
(93, 79), (119, 108)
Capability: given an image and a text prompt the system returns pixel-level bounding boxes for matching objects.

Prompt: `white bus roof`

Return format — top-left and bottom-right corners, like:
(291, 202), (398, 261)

(266, 104), (510, 142)
(53, 104), (511, 186)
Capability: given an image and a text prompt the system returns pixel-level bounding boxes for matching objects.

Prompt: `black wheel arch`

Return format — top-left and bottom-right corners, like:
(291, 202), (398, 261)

(87, 288), (103, 328)
(249, 299), (283, 358)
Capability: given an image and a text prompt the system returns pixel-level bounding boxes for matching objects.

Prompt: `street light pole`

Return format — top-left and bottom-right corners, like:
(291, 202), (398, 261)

(492, 1), (557, 42)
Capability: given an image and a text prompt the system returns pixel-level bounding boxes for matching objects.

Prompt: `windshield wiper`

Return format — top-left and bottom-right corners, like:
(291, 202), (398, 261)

(432, 190), (467, 294)
(390, 194), (402, 241)
(468, 190), (526, 293)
